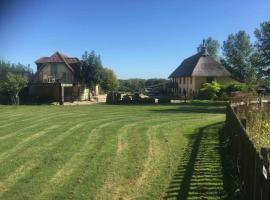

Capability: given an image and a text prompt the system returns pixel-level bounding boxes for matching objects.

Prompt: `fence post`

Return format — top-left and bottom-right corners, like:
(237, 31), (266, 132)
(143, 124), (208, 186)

(241, 118), (247, 129)
(226, 103), (270, 199)
(261, 148), (270, 200)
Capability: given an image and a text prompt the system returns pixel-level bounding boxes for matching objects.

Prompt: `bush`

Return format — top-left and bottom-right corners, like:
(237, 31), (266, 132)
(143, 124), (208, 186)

(216, 82), (251, 100)
(0, 92), (10, 104)
(197, 81), (221, 100)
(224, 82), (247, 95)
(158, 97), (171, 104)
(106, 91), (121, 104)
(121, 94), (132, 104)
(132, 93), (141, 103)
(140, 97), (155, 104)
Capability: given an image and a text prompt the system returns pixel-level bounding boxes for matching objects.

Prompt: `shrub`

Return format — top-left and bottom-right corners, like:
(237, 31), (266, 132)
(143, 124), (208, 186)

(217, 85), (228, 100)
(247, 112), (270, 148)
(224, 82), (247, 95)
(106, 91), (121, 104)
(121, 94), (132, 104)
(158, 97), (171, 104)
(0, 92), (10, 104)
(197, 81), (221, 100)
(140, 97), (155, 104)
(132, 93), (141, 104)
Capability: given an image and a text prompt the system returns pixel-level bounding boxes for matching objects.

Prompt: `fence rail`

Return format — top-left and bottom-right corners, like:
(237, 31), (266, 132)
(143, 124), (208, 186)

(225, 102), (270, 200)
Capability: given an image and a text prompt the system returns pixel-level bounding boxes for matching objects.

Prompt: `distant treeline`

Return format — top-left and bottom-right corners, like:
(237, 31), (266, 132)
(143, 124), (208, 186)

(118, 78), (168, 93)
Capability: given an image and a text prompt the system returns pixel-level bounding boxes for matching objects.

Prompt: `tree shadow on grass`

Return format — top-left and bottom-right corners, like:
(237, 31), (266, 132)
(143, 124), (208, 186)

(163, 122), (241, 200)
(150, 105), (226, 114)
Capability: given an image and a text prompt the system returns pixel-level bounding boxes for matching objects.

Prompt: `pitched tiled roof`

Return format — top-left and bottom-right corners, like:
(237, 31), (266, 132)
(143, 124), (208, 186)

(35, 52), (81, 73)
(35, 52), (80, 65)
(169, 48), (231, 78)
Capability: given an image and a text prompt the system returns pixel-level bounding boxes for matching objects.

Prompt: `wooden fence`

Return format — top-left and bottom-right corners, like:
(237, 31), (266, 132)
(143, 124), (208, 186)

(225, 102), (270, 200)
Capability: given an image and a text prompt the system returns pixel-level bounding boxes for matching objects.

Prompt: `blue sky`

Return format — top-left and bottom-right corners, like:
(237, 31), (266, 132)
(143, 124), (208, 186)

(0, 0), (269, 79)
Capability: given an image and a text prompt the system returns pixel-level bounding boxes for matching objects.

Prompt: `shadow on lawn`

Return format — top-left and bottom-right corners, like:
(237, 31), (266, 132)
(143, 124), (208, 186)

(163, 122), (241, 200)
(150, 104), (226, 114)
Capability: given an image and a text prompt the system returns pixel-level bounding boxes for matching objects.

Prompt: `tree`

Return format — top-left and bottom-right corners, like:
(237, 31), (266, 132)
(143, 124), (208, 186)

(222, 31), (258, 83)
(145, 78), (168, 87)
(254, 21), (270, 84)
(118, 79), (146, 92)
(100, 68), (119, 91)
(81, 51), (103, 87)
(0, 72), (27, 104)
(197, 37), (220, 61)
(0, 60), (30, 104)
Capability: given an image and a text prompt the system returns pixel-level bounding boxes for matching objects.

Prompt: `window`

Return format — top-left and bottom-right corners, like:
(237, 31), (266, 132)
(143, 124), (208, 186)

(62, 72), (67, 82)
(180, 78), (182, 84)
(183, 77), (186, 84)
(183, 88), (186, 95)
(207, 77), (214, 83)
(190, 77), (192, 84)
(51, 64), (57, 78)
(179, 88), (181, 95)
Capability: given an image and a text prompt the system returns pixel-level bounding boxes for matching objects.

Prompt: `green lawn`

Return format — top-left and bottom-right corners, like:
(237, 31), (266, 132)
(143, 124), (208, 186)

(0, 103), (237, 200)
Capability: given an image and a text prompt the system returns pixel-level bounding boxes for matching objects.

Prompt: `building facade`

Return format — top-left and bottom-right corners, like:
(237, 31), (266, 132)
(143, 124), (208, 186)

(169, 46), (232, 97)
(33, 51), (80, 84)
(29, 52), (93, 103)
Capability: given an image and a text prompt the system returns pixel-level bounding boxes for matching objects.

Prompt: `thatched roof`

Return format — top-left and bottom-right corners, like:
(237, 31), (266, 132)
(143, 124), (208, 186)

(169, 48), (231, 78)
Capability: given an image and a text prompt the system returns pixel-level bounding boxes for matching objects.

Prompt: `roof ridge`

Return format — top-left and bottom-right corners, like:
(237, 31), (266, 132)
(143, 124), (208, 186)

(55, 52), (74, 72)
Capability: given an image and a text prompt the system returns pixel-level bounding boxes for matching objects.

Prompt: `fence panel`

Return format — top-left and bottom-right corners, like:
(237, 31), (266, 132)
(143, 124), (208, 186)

(225, 103), (270, 200)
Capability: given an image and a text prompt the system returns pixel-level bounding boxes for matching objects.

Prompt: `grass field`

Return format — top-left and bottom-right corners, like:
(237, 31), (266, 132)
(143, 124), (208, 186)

(0, 103), (238, 200)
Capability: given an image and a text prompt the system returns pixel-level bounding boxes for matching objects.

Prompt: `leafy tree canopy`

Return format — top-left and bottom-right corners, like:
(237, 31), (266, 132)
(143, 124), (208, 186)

(119, 78), (168, 93)
(81, 51), (119, 91)
(0, 60), (29, 104)
(81, 51), (103, 86)
(118, 79), (146, 93)
(254, 21), (270, 83)
(100, 68), (119, 92)
(222, 31), (259, 83)
(145, 78), (168, 87)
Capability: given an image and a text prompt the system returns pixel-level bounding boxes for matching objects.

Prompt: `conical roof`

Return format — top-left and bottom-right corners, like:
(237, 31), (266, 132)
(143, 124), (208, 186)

(169, 48), (231, 78)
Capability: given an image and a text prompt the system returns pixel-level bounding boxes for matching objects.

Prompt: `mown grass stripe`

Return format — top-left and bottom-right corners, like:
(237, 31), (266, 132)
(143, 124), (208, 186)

(0, 115), (132, 179)
(0, 104), (232, 200)
(34, 118), (131, 200)
(0, 116), (137, 199)
(0, 160), (40, 194)
(0, 121), (111, 199)
(0, 125), (59, 162)
(0, 112), (80, 132)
